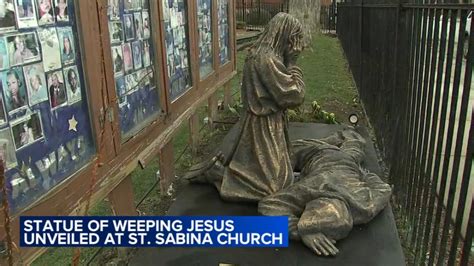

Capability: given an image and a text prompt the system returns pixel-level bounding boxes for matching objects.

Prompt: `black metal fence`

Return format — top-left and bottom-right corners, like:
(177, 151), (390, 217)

(236, 0), (289, 31)
(321, 3), (337, 32)
(338, 0), (473, 265)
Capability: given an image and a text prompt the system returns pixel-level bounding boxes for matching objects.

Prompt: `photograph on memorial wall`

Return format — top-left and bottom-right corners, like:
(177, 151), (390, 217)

(162, 0), (192, 100)
(122, 42), (133, 73)
(142, 10), (150, 39)
(0, 0), (17, 33)
(54, 0), (68, 22)
(6, 32), (41, 66)
(133, 12), (142, 39)
(0, 127), (17, 169)
(106, 0), (161, 141)
(0, 38), (9, 70)
(2, 67), (28, 114)
(64, 65), (81, 104)
(124, 13), (134, 41)
(57, 27), (76, 65)
(24, 63), (49, 106)
(37, 0), (55, 26)
(11, 112), (44, 150)
(109, 20), (124, 44)
(197, 0), (213, 79)
(47, 69), (67, 109)
(0, 0), (96, 213)
(108, 0), (120, 20)
(14, 0), (38, 28)
(115, 76), (126, 106)
(218, 0), (230, 65)
(37, 27), (61, 71)
(0, 92), (6, 125)
(142, 40), (150, 67)
(112, 45), (124, 76)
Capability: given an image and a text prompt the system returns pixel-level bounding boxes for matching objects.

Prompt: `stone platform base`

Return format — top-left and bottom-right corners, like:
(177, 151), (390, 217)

(130, 123), (405, 266)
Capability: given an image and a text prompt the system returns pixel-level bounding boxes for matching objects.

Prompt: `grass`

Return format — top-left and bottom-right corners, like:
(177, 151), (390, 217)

(32, 33), (359, 265)
(297, 34), (361, 124)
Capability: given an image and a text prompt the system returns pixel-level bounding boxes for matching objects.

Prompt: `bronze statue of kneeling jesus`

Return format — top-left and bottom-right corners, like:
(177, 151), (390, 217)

(184, 13), (391, 256)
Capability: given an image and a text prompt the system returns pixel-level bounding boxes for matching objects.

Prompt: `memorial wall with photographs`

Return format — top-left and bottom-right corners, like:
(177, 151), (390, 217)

(197, 0), (213, 79)
(107, 0), (160, 141)
(162, 0), (192, 101)
(0, 0), (95, 212)
(218, 0), (230, 65)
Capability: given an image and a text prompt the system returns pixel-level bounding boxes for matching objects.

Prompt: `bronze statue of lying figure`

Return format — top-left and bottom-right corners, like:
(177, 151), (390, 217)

(185, 129), (392, 256)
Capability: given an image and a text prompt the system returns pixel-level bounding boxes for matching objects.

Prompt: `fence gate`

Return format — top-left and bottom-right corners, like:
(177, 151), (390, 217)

(321, 1), (337, 32)
(236, 0), (290, 31)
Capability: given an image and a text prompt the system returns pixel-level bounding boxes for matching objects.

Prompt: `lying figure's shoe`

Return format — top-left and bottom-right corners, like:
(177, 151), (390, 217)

(182, 151), (224, 183)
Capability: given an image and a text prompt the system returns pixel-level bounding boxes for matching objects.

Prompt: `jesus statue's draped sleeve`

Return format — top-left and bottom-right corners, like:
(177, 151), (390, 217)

(218, 51), (305, 202)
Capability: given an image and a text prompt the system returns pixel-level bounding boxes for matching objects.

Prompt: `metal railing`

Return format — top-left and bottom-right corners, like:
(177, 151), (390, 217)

(338, 1), (473, 265)
(236, 0), (289, 31)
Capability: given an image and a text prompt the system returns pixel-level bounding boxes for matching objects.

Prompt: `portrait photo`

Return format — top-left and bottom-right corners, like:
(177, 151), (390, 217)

(0, 0), (16, 33)
(54, 0), (68, 22)
(123, 14), (135, 41)
(122, 42), (133, 73)
(64, 65), (81, 104)
(115, 76), (126, 105)
(14, 0), (38, 28)
(107, 0), (119, 20)
(147, 66), (154, 87)
(162, 1), (169, 21)
(124, 14), (135, 41)
(142, 11), (150, 39)
(11, 112), (43, 150)
(0, 92), (6, 125)
(0, 38), (9, 71)
(24, 63), (48, 106)
(132, 40), (142, 70)
(132, 0), (140, 11)
(37, 27), (61, 71)
(36, 0), (54, 25)
(2, 67), (28, 114)
(7, 32), (41, 66)
(142, 40), (151, 67)
(141, 0), (149, 10)
(125, 73), (137, 93)
(109, 20), (123, 44)
(133, 12), (142, 39)
(57, 27), (76, 65)
(0, 127), (17, 169)
(112, 45), (124, 76)
(47, 70), (67, 109)
(124, 0), (132, 11)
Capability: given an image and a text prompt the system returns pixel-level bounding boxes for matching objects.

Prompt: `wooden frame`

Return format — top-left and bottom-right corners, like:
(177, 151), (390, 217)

(0, 0), (237, 263)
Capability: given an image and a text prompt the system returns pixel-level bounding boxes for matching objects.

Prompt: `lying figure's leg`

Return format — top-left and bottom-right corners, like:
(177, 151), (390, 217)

(298, 197), (353, 256)
(339, 129), (367, 163)
(351, 169), (392, 224)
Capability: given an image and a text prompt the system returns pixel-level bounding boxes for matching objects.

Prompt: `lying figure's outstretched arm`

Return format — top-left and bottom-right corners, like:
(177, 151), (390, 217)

(298, 197), (354, 256)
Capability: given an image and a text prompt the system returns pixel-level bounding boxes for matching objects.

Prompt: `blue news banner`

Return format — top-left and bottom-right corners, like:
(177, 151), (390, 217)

(20, 216), (288, 248)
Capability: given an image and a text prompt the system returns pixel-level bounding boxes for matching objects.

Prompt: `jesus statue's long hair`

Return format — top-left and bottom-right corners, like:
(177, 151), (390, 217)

(249, 12), (303, 59)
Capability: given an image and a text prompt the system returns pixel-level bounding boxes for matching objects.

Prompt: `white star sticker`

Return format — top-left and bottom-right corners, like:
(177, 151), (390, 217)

(68, 115), (78, 132)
